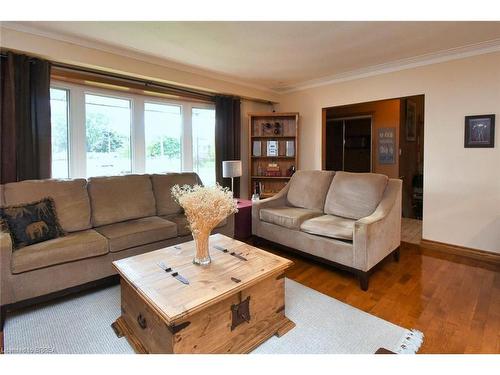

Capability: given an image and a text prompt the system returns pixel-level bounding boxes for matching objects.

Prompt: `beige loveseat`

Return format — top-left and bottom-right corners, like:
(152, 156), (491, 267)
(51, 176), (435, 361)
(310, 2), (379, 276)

(252, 170), (402, 290)
(0, 173), (233, 327)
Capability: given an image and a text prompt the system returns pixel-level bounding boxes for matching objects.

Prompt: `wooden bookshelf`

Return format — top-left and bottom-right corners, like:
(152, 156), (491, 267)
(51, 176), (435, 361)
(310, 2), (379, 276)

(248, 112), (299, 199)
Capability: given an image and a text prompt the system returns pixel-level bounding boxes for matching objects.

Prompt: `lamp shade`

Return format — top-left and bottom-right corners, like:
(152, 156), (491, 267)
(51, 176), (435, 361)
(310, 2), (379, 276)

(222, 160), (242, 178)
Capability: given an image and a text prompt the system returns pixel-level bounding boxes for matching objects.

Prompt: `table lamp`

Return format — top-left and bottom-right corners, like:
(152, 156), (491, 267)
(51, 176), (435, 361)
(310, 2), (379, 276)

(222, 160), (242, 199)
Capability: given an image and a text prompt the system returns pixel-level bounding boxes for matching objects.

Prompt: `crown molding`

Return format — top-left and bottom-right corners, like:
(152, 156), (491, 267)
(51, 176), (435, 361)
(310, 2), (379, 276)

(275, 38), (500, 94)
(0, 22), (279, 96)
(3, 22), (500, 97)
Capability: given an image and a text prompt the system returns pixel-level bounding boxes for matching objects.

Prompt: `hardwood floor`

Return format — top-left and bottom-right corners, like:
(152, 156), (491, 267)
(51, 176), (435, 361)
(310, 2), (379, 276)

(258, 240), (500, 353)
(1, 240), (498, 354)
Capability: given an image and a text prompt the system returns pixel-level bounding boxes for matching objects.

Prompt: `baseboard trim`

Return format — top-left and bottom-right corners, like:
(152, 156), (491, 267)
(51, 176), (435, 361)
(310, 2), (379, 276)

(420, 239), (500, 265)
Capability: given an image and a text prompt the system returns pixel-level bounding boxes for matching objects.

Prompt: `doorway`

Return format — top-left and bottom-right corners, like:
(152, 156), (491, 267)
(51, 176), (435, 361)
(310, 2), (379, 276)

(325, 116), (372, 172)
(322, 95), (425, 222)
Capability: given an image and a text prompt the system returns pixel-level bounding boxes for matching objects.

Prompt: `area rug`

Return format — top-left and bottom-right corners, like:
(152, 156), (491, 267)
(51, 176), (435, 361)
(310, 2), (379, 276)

(3, 278), (423, 354)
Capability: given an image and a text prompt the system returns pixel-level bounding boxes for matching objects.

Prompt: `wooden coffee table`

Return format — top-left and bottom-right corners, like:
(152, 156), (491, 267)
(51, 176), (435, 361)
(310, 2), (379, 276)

(111, 233), (295, 353)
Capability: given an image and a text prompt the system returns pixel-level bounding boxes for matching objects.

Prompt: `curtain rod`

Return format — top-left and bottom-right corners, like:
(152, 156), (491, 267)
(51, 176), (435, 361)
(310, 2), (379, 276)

(0, 52), (37, 63)
(52, 62), (216, 102)
(1, 52), (217, 101)
(1, 52), (274, 104)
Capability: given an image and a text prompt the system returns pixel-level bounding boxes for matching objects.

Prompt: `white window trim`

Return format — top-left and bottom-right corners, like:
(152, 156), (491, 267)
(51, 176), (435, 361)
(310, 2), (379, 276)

(51, 80), (215, 178)
(49, 85), (72, 179)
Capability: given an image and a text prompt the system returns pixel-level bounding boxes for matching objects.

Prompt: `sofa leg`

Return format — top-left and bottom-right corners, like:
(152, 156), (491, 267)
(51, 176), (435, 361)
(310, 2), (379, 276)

(393, 247), (401, 262)
(0, 305), (6, 331)
(252, 236), (261, 247)
(358, 272), (369, 291)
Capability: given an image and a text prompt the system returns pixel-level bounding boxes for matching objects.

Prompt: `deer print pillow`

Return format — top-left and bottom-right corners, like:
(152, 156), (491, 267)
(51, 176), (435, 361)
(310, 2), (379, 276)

(0, 197), (65, 249)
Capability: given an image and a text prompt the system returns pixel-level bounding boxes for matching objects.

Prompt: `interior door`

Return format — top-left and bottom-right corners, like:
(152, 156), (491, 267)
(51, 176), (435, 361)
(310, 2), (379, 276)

(325, 117), (371, 172)
(325, 119), (344, 171)
(343, 118), (371, 172)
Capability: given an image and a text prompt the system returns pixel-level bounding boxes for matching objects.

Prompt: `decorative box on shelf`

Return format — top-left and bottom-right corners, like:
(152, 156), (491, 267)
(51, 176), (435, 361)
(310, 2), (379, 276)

(265, 163), (281, 177)
(248, 112), (299, 199)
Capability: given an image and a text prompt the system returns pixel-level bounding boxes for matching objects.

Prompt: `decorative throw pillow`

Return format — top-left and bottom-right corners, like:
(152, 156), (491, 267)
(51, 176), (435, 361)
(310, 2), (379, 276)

(0, 197), (65, 249)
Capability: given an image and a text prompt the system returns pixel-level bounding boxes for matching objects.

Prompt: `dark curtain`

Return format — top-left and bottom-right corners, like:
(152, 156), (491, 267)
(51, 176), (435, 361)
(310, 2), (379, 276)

(0, 52), (52, 184)
(215, 95), (241, 197)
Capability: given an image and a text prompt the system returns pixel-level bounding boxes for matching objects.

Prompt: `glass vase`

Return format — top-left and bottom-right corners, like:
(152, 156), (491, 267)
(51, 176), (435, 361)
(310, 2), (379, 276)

(192, 229), (211, 266)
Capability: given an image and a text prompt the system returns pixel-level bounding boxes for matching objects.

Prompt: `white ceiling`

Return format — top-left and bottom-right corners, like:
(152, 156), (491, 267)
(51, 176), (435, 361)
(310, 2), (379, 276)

(6, 21), (500, 92)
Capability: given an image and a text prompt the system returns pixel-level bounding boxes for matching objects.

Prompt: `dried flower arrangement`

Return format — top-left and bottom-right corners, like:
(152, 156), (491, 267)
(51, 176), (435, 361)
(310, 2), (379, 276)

(171, 184), (238, 265)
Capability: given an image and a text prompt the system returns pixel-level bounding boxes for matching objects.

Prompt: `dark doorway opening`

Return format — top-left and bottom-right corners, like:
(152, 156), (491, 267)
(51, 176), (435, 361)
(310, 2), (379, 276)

(325, 117), (372, 173)
(322, 95), (424, 219)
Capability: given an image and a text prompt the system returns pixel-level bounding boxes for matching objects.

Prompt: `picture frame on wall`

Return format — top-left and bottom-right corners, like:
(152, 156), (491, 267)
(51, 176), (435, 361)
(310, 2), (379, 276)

(378, 127), (396, 164)
(405, 99), (417, 141)
(464, 114), (495, 148)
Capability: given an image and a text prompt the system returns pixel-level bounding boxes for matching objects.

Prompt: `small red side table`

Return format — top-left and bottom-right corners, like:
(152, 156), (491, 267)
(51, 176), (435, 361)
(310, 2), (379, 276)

(234, 199), (252, 240)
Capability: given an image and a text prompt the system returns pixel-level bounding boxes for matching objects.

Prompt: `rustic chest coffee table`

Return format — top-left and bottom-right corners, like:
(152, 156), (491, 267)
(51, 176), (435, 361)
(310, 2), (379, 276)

(112, 233), (295, 353)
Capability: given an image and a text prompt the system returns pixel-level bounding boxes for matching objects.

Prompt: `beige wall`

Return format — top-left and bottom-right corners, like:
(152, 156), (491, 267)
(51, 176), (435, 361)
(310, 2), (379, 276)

(277, 52), (500, 253)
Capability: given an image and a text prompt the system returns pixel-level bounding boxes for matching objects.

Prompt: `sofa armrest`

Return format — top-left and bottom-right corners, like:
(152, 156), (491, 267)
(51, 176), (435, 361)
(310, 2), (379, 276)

(251, 183), (291, 237)
(216, 212), (235, 238)
(353, 179), (402, 271)
(0, 230), (12, 268)
(251, 183), (290, 221)
(1, 230), (13, 305)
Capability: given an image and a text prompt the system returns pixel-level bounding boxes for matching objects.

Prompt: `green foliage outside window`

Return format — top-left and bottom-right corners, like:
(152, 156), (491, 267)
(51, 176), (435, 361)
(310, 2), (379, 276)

(86, 113), (126, 153)
(147, 137), (181, 159)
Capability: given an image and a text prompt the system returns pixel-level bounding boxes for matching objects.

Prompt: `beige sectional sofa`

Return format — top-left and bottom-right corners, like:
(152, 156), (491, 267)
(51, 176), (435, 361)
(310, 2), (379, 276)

(0, 173), (233, 327)
(252, 170), (402, 290)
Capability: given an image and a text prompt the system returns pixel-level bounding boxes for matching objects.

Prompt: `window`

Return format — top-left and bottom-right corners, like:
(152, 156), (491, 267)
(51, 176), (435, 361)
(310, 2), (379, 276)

(49, 82), (216, 183)
(145, 102), (182, 173)
(192, 108), (216, 186)
(85, 94), (132, 177)
(50, 88), (69, 178)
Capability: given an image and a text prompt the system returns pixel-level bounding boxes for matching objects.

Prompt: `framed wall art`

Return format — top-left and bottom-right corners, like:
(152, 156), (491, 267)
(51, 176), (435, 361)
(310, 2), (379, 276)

(405, 99), (417, 141)
(464, 114), (495, 148)
(378, 127), (396, 164)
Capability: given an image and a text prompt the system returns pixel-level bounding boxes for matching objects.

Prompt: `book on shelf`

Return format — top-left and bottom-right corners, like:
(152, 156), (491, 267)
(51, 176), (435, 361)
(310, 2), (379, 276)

(265, 163), (281, 177)
(254, 181), (265, 196)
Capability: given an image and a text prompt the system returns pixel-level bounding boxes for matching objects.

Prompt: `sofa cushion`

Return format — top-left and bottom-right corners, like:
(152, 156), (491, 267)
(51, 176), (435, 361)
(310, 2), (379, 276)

(260, 207), (322, 230)
(300, 214), (356, 241)
(3, 179), (91, 232)
(151, 173), (202, 216)
(88, 175), (156, 227)
(95, 216), (177, 253)
(1, 198), (65, 249)
(160, 214), (227, 236)
(286, 170), (335, 211)
(11, 229), (108, 274)
(324, 172), (388, 220)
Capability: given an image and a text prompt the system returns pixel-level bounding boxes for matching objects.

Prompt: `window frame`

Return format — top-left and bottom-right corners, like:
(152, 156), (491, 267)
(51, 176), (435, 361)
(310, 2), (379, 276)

(143, 99), (184, 173)
(49, 86), (71, 179)
(84, 90), (134, 178)
(50, 80), (215, 179)
(191, 106), (218, 186)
